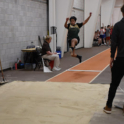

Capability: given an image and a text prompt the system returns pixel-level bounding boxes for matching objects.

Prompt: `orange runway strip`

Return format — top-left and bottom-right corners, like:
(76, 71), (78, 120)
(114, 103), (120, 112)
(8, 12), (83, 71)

(48, 49), (110, 83)
(48, 71), (99, 83)
(71, 49), (110, 71)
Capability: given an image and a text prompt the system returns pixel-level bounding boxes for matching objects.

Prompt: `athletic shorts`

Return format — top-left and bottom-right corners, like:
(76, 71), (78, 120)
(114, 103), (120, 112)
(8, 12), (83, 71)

(104, 34), (106, 38)
(67, 37), (80, 47)
(100, 35), (104, 39)
(106, 37), (110, 40)
(94, 39), (98, 41)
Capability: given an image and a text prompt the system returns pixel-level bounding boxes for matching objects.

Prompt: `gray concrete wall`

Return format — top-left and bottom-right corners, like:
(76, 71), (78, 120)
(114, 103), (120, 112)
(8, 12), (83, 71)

(0, 0), (47, 69)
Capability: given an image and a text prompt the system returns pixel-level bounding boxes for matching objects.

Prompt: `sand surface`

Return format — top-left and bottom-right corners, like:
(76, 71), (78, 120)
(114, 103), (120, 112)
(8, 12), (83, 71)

(0, 81), (109, 124)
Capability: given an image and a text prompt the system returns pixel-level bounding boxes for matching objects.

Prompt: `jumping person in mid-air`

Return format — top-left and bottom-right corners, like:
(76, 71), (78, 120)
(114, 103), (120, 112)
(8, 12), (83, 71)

(64, 13), (92, 63)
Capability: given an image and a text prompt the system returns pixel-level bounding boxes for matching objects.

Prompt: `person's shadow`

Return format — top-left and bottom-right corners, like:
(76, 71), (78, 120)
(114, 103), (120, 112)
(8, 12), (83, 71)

(0, 82), (7, 86)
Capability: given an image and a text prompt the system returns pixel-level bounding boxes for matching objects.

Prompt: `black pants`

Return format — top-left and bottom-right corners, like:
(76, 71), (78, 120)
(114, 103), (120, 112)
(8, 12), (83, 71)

(100, 35), (104, 44)
(107, 57), (124, 108)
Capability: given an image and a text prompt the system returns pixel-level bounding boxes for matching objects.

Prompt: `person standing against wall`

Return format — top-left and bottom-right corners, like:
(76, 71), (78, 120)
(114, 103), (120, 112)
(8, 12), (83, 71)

(106, 25), (111, 46)
(100, 27), (105, 45)
(104, 5), (124, 114)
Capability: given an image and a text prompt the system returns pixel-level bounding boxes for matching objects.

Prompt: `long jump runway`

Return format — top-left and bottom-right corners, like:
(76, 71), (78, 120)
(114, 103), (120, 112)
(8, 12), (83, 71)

(47, 48), (110, 83)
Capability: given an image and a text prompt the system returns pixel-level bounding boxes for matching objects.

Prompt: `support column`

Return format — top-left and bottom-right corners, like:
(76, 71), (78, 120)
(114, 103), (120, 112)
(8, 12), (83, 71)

(84, 0), (102, 48)
(55, 0), (74, 57)
(49, 0), (56, 52)
(96, 7), (101, 31)
(101, 0), (116, 26)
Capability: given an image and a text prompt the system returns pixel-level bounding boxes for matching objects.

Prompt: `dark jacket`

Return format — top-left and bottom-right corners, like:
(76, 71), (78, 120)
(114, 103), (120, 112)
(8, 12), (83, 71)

(111, 18), (124, 58)
(42, 41), (51, 56)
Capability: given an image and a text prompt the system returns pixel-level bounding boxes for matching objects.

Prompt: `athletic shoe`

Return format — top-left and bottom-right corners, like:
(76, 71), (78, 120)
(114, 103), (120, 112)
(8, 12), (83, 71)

(103, 106), (111, 114)
(53, 67), (61, 71)
(104, 43), (106, 45)
(78, 56), (82, 63)
(69, 48), (72, 53)
(57, 67), (61, 70)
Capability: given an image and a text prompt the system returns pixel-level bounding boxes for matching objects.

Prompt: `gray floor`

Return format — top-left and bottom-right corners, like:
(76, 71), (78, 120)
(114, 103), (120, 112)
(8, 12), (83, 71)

(92, 66), (124, 85)
(89, 87), (124, 124)
(91, 62), (124, 123)
(0, 46), (108, 83)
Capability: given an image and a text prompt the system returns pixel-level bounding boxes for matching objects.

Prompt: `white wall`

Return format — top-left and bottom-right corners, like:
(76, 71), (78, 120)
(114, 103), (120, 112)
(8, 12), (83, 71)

(72, 0), (84, 49)
(96, 7), (101, 31)
(84, 0), (102, 48)
(55, 0), (74, 57)
(113, 7), (121, 25)
(110, 0), (123, 26)
(111, 0), (123, 25)
(115, 0), (123, 7)
(49, 0), (56, 53)
(73, 0), (84, 9)
(115, 0), (123, 22)
(101, 0), (116, 26)
(118, 10), (123, 21)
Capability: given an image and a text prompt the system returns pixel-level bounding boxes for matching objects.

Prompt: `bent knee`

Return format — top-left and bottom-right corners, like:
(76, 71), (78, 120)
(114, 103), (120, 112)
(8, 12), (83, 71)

(71, 54), (76, 57)
(72, 38), (78, 42)
(72, 38), (78, 41)
(54, 54), (59, 58)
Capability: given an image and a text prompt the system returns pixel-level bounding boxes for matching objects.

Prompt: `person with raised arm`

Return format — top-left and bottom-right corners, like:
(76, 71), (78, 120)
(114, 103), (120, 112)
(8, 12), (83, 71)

(64, 13), (92, 63)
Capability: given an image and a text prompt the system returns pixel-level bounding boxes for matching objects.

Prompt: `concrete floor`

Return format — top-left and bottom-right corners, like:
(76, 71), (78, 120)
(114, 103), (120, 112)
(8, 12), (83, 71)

(89, 86), (124, 124)
(91, 61), (124, 124)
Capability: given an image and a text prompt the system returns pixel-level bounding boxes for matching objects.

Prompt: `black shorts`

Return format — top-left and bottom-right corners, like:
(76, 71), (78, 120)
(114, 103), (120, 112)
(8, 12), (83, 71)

(94, 38), (98, 41)
(67, 37), (80, 47)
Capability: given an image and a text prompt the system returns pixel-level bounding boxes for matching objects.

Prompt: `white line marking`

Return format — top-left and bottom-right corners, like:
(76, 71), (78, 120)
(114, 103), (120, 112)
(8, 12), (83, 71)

(45, 48), (110, 82)
(89, 64), (109, 84)
(67, 69), (101, 72)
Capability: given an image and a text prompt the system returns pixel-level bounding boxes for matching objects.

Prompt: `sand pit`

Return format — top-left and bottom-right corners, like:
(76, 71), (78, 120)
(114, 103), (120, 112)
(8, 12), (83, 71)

(0, 81), (109, 124)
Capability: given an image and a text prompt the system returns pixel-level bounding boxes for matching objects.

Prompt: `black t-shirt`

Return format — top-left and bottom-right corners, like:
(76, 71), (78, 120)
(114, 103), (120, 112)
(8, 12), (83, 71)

(66, 23), (83, 39)
(66, 23), (83, 29)
(42, 41), (51, 56)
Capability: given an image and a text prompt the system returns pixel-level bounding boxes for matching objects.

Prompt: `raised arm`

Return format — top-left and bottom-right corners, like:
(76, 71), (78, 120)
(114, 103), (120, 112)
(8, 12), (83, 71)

(64, 18), (69, 28)
(83, 12), (92, 25)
